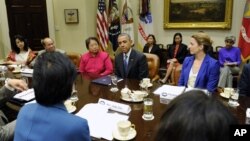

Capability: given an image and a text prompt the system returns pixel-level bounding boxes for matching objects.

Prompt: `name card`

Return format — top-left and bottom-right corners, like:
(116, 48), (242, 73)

(20, 68), (33, 74)
(98, 98), (131, 114)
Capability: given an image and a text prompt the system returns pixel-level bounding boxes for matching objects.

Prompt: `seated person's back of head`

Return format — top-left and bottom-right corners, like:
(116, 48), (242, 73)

(155, 90), (237, 141)
(14, 52), (91, 141)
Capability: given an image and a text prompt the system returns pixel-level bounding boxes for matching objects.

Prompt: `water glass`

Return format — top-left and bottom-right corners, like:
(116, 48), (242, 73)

(228, 88), (239, 107)
(142, 98), (154, 120)
(0, 70), (7, 86)
(110, 74), (119, 92)
(70, 83), (79, 104)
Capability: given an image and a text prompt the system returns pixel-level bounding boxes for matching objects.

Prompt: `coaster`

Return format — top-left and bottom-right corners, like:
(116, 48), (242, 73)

(142, 115), (154, 121)
(120, 96), (143, 103)
(113, 128), (136, 141)
(228, 101), (240, 107)
(67, 106), (76, 113)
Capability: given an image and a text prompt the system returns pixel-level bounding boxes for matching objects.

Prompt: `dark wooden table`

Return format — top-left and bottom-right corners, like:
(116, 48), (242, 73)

(5, 71), (250, 141)
(74, 73), (250, 141)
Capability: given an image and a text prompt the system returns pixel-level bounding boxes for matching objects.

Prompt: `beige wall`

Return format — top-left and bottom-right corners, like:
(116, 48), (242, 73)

(0, 23), (3, 59)
(0, 0), (247, 58)
(0, 0), (11, 59)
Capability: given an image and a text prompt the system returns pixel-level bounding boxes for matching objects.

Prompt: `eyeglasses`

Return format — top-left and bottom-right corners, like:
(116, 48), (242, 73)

(225, 40), (234, 44)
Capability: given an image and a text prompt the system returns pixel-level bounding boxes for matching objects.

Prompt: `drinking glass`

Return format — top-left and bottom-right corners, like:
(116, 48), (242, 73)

(0, 71), (6, 86)
(110, 74), (119, 92)
(228, 88), (239, 107)
(70, 82), (79, 105)
(142, 98), (154, 120)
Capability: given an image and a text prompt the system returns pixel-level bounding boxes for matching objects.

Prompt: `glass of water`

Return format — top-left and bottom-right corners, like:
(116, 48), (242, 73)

(228, 88), (239, 107)
(70, 82), (79, 105)
(0, 67), (7, 86)
(110, 74), (119, 92)
(142, 98), (154, 120)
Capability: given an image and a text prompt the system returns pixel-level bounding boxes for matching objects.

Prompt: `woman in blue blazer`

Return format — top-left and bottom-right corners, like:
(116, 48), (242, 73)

(178, 32), (220, 93)
(14, 52), (91, 141)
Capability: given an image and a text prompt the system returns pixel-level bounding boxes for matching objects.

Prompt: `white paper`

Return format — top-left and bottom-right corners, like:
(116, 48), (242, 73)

(76, 103), (129, 140)
(20, 68), (33, 74)
(13, 89), (35, 101)
(247, 108), (250, 118)
(153, 85), (186, 95)
(246, 108), (250, 124)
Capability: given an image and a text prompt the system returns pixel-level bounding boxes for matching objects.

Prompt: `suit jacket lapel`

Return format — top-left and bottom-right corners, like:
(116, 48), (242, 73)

(195, 55), (209, 86)
(184, 57), (194, 86)
(150, 45), (155, 54)
(177, 44), (183, 56)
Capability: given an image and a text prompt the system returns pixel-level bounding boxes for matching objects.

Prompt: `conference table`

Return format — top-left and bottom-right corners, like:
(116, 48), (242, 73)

(6, 72), (250, 141)
(73, 73), (250, 141)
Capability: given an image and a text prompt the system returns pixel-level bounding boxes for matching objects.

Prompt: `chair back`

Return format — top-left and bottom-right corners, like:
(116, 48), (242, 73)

(159, 44), (170, 68)
(170, 64), (182, 86)
(66, 52), (81, 68)
(215, 46), (223, 59)
(144, 53), (160, 82)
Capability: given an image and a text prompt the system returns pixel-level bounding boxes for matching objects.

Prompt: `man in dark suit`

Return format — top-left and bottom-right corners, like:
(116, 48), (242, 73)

(0, 78), (27, 141)
(238, 63), (250, 97)
(115, 33), (148, 80)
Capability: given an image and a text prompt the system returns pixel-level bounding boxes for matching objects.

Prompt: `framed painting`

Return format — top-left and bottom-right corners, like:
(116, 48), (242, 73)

(64, 9), (79, 24)
(164, 0), (233, 29)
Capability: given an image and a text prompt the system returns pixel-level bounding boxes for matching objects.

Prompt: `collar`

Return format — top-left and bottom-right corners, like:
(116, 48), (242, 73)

(52, 102), (67, 111)
(88, 51), (100, 58)
(124, 48), (132, 58)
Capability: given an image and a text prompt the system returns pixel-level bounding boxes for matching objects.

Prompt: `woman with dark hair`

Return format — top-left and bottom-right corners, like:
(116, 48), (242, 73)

(6, 34), (36, 65)
(178, 32), (220, 92)
(155, 90), (238, 141)
(14, 52), (91, 141)
(159, 33), (188, 84)
(79, 37), (113, 76)
(143, 34), (161, 58)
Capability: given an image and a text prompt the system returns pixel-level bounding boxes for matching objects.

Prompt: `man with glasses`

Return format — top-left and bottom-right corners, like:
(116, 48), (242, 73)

(217, 36), (241, 89)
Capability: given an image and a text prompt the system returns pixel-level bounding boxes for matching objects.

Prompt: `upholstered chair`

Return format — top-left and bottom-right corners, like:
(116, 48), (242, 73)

(144, 53), (160, 82)
(66, 52), (81, 69)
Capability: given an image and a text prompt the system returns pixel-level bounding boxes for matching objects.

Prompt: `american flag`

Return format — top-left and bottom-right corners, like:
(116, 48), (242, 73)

(121, 0), (128, 24)
(97, 0), (108, 50)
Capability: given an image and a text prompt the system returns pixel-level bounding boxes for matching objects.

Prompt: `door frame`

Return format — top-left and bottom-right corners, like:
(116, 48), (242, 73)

(0, 0), (55, 57)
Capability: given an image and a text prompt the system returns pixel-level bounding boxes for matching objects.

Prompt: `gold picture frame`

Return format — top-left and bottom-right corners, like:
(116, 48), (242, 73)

(64, 9), (79, 24)
(164, 0), (233, 29)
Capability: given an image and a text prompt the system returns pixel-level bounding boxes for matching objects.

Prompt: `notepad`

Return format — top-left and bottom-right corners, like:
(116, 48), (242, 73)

(91, 75), (123, 86)
(13, 89), (35, 101)
(153, 85), (186, 95)
(76, 103), (129, 140)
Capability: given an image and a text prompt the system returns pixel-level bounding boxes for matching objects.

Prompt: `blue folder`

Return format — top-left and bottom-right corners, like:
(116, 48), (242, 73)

(91, 75), (123, 86)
